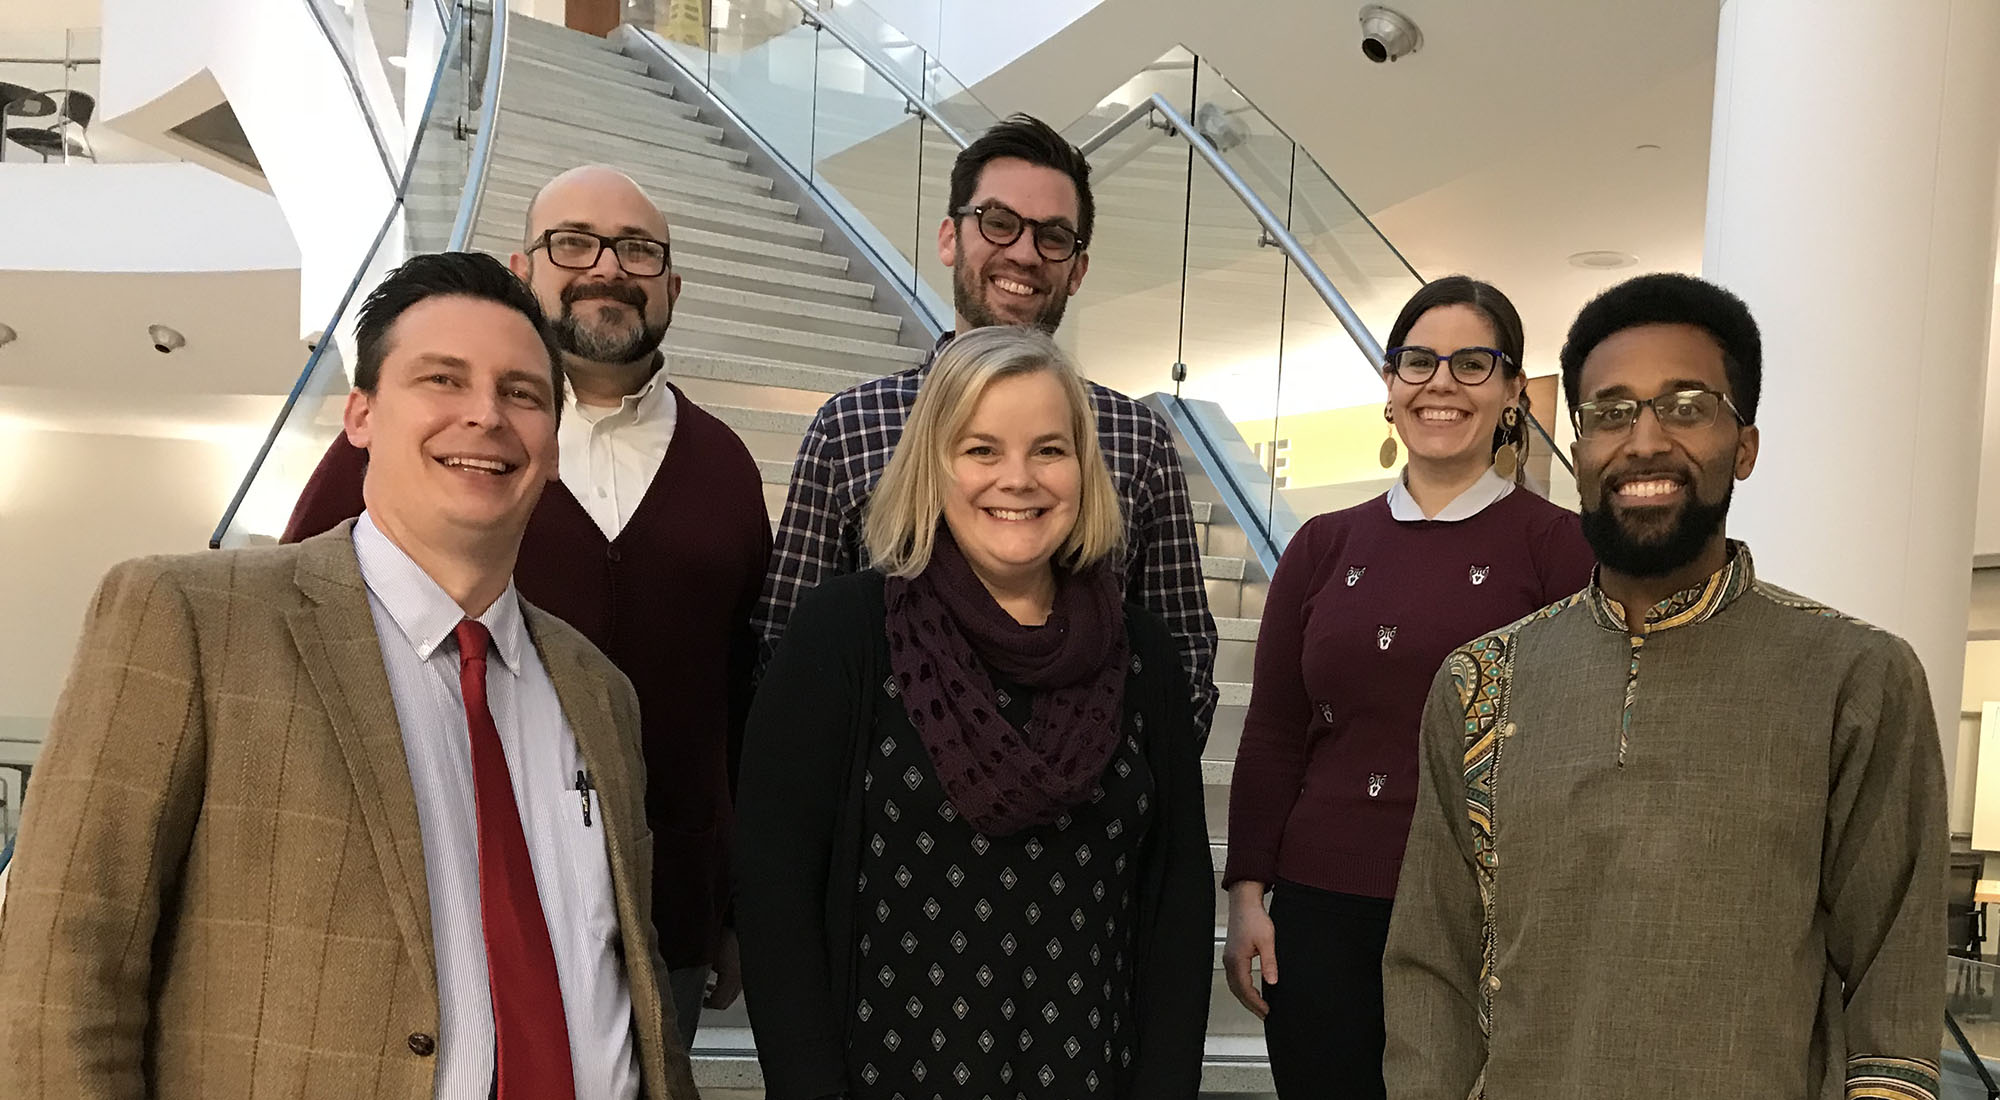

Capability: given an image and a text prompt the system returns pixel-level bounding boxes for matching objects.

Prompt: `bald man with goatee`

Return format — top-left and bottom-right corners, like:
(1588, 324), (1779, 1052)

(285, 165), (771, 1047)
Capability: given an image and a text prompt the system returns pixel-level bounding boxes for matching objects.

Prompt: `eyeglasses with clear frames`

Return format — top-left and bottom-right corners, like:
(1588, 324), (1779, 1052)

(953, 203), (1086, 262)
(528, 229), (671, 277)
(1571, 388), (1745, 438)
(1382, 345), (1511, 386)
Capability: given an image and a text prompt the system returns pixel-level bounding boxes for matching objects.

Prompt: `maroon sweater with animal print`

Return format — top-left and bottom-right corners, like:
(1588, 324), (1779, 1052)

(1224, 488), (1594, 899)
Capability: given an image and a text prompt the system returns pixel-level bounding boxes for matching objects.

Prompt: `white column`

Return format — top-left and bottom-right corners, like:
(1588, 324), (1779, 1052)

(1703, 0), (2000, 777)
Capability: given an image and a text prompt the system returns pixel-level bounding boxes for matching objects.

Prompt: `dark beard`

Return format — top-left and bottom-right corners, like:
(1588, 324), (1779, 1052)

(555, 282), (669, 363)
(1580, 481), (1733, 578)
(953, 260), (1069, 334)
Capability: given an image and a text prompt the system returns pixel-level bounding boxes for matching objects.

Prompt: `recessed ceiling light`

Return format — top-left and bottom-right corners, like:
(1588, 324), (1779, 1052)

(1635, 143), (1662, 152)
(0, 323), (15, 349)
(386, 55), (407, 69)
(1568, 250), (1638, 270)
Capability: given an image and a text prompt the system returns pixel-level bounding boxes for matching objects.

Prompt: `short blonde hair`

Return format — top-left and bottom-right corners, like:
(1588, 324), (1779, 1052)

(865, 326), (1125, 578)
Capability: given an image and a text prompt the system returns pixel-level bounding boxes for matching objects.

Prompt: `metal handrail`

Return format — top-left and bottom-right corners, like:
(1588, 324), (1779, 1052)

(208, 0), (476, 548)
(300, 0), (401, 186)
(781, 0), (969, 148)
(449, 0), (507, 249)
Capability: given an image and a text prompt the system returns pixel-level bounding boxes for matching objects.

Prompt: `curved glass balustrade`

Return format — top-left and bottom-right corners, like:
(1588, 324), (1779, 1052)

(209, 0), (493, 548)
(646, 6), (1570, 559)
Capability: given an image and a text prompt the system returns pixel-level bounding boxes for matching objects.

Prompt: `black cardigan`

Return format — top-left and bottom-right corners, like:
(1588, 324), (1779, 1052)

(735, 570), (1212, 1100)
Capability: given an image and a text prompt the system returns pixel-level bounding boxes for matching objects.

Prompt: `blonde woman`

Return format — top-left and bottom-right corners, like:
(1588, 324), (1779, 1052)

(736, 326), (1211, 1100)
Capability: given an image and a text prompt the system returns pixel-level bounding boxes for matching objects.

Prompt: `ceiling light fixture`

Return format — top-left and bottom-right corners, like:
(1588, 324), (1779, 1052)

(1568, 250), (1639, 270)
(386, 55), (407, 69)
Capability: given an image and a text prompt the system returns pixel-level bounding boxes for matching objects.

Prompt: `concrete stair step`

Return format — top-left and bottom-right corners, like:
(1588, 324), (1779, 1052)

(509, 30), (652, 73)
(507, 48), (677, 99)
(676, 312), (924, 365)
(677, 282), (899, 333)
(663, 346), (877, 395)
(1192, 500), (1213, 524)
(501, 92), (722, 144)
(505, 62), (700, 121)
(667, 222), (850, 271)
(507, 13), (631, 57)
(684, 1028), (1271, 1093)
(495, 134), (774, 191)
(483, 154), (792, 214)
(1215, 616), (1258, 642)
(499, 106), (747, 167)
(707, 404), (815, 438)
(496, 134), (776, 194)
(1201, 555), (1247, 582)
(1215, 681), (1249, 708)
(756, 458), (790, 485)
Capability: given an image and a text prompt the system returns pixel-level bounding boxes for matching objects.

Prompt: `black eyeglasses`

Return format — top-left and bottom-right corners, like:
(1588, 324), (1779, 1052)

(528, 229), (671, 277)
(1382, 345), (1511, 386)
(953, 203), (1086, 262)
(1571, 388), (1745, 438)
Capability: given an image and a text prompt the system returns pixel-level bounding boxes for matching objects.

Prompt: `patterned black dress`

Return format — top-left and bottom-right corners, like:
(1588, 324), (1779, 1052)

(847, 680), (1156, 1100)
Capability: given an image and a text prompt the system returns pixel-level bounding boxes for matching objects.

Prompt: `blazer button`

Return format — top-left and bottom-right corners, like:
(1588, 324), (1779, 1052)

(408, 1032), (436, 1057)
(606, 546), (622, 563)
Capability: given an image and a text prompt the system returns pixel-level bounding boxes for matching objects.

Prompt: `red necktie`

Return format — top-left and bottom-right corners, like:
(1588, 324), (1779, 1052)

(454, 620), (577, 1100)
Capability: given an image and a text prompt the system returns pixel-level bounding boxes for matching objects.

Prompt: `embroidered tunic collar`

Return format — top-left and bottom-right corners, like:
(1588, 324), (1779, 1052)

(1586, 540), (1754, 635)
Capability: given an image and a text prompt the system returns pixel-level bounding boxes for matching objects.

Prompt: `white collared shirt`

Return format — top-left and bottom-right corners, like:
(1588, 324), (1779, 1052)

(353, 513), (640, 1100)
(560, 366), (678, 539)
(1385, 466), (1517, 522)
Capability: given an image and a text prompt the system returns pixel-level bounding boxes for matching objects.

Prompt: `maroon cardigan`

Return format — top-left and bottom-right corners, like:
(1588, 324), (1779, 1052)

(1224, 488), (1593, 900)
(282, 383), (772, 970)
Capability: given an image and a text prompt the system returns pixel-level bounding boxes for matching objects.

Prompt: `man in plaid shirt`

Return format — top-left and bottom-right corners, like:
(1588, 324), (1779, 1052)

(753, 113), (1220, 739)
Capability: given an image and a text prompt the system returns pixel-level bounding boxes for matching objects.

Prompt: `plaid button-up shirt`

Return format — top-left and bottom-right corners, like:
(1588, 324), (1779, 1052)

(753, 334), (1220, 739)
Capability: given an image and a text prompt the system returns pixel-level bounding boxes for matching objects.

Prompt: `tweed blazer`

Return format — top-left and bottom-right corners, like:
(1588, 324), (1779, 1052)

(0, 522), (700, 1100)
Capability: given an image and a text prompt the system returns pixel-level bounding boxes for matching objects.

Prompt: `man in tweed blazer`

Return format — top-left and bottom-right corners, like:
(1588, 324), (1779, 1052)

(0, 253), (700, 1099)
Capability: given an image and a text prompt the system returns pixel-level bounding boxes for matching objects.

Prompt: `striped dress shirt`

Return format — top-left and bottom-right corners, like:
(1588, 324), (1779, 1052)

(353, 513), (640, 1100)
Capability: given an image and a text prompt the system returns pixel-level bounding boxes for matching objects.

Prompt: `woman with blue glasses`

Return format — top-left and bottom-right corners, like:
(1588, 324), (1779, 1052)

(1222, 276), (1594, 1097)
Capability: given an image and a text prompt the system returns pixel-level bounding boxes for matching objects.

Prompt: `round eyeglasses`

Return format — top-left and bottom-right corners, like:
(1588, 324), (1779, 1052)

(1382, 345), (1511, 386)
(1570, 388), (1746, 438)
(529, 229), (671, 277)
(953, 203), (1086, 262)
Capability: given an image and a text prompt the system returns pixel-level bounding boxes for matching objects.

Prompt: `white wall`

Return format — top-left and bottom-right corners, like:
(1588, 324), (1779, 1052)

(0, 426), (251, 748)
(98, 0), (399, 337)
(0, 163), (296, 274)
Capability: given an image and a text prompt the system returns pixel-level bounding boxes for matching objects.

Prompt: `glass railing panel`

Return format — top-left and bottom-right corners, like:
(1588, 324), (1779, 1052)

(1285, 150), (1419, 358)
(914, 59), (995, 315)
(1174, 142), (1291, 542)
(629, 0), (714, 84)
(706, 0), (821, 171)
(212, 4), (480, 548)
(1267, 271), (1392, 541)
(404, 9), (477, 255)
(1056, 105), (1190, 422)
(1946, 955), (2000, 1097)
(809, 19), (926, 288)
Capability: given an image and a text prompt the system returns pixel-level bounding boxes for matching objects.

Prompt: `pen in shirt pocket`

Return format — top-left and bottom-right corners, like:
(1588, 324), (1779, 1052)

(574, 769), (593, 828)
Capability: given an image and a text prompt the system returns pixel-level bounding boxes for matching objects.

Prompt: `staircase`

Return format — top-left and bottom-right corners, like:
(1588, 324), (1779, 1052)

(472, 16), (1275, 1095)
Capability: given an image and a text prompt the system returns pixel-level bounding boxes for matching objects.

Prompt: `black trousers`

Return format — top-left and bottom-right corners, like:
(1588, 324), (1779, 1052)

(1263, 880), (1395, 1100)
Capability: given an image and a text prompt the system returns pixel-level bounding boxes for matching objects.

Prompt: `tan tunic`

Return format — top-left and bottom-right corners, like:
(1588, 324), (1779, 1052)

(1383, 545), (1947, 1100)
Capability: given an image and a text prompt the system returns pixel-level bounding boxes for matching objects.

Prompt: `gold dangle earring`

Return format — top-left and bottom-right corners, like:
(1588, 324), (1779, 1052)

(1493, 405), (1522, 480)
(1379, 404), (1399, 469)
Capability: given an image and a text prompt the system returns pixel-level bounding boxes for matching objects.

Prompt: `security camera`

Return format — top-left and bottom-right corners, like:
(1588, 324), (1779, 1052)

(148, 324), (186, 354)
(1359, 4), (1422, 63)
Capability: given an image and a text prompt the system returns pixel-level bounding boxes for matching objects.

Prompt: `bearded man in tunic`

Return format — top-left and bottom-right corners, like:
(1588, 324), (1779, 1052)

(1383, 272), (1947, 1100)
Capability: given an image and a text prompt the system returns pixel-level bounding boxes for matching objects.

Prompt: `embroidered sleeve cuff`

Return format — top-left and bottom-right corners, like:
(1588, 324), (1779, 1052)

(1847, 1055), (1939, 1100)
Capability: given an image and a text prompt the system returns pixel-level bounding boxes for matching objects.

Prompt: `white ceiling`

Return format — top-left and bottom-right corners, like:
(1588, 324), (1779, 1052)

(0, 268), (302, 437)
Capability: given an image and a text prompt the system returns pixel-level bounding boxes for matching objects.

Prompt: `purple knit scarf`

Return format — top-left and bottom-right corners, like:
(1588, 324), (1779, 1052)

(883, 527), (1129, 836)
